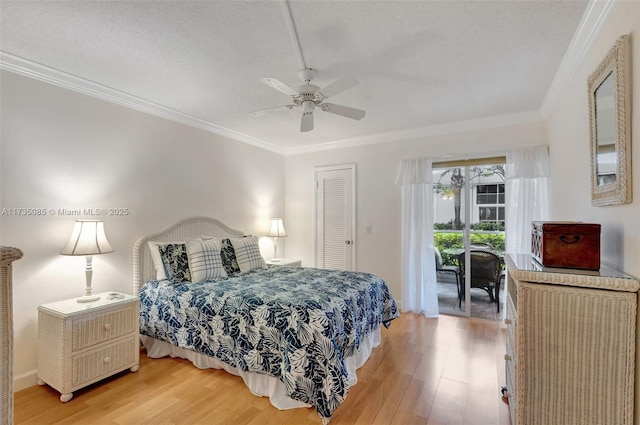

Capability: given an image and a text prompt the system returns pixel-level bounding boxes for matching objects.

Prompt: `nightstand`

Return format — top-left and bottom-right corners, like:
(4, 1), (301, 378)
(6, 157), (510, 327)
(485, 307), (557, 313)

(37, 292), (140, 402)
(266, 258), (302, 267)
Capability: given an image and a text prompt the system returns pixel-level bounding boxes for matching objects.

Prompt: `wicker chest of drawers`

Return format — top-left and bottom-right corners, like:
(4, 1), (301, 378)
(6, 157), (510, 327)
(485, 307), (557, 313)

(504, 254), (639, 425)
(37, 292), (139, 402)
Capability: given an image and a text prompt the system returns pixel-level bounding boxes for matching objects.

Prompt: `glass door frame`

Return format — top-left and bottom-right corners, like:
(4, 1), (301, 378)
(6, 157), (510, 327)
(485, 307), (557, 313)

(461, 171), (471, 316)
(432, 164), (472, 318)
(433, 156), (506, 318)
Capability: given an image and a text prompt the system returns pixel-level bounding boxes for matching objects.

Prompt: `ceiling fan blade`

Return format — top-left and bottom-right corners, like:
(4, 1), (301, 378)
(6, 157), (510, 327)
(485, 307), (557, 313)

(300, 111), (314, 132)
(317, 75), (359, 98)
(261, 77), (299, 97)
(249, 104), (295, 117)
(320, 103), (366, 120)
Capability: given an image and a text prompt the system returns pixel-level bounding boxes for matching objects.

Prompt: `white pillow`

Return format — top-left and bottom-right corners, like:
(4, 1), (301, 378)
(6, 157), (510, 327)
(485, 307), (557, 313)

(148, 241), (185, 281)
(186, 238), (227, 283)
(229, 236), (266, 273)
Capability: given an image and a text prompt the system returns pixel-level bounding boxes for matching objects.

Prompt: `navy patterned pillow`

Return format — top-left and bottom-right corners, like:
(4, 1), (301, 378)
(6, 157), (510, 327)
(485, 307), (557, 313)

(220, 238), (241, 275)
(159, 243), (191, 283)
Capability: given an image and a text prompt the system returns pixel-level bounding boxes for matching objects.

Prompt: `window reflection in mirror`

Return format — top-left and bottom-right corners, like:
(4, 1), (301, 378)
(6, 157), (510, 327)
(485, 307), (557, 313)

(594, 71), (616, 186)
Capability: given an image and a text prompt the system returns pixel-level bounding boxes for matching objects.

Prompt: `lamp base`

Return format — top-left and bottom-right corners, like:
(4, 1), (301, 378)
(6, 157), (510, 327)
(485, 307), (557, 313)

(76, 294), (101, 303)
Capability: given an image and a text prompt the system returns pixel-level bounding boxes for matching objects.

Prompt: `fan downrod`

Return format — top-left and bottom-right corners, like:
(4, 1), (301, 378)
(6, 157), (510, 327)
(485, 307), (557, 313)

(298, 68), (316, 83)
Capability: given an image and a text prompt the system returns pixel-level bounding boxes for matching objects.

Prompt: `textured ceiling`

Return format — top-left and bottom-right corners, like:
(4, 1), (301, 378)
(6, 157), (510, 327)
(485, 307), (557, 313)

(1, 1), (589, 151)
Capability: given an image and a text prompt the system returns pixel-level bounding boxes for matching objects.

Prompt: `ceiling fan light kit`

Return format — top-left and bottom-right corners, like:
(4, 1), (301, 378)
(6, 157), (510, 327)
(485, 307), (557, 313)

(252, 68), (367, 133)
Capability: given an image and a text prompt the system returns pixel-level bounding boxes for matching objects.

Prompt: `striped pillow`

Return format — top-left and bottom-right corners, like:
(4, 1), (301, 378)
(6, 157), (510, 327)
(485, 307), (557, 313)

(200, 235), (241, 275)
(186, 238), (227, 283)
(229, 236), (266, 273)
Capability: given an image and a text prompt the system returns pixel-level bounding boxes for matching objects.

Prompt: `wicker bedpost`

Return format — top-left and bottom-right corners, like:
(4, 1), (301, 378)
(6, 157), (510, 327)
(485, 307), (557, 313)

(1, 247), (23, 425)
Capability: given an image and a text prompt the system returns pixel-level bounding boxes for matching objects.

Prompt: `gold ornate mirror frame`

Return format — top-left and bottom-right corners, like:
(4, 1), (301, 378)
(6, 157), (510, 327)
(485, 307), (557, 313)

(588, 34), (632, 206)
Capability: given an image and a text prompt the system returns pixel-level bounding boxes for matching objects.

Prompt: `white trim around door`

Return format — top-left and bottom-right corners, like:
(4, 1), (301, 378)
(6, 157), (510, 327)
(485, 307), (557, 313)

(314, 164), (356, 270)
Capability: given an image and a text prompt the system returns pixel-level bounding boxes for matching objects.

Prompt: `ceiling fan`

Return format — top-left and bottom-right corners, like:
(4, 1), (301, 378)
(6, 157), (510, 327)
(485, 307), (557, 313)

(250, 68), (366, 132)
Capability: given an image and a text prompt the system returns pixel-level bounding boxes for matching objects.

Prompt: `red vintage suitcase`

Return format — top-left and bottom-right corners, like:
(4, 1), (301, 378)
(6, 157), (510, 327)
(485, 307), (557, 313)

(531, 222), (601, 270)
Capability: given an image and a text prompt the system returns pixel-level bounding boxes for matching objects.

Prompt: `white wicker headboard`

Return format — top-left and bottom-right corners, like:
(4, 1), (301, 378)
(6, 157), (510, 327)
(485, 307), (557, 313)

(132, 216), (245, 295)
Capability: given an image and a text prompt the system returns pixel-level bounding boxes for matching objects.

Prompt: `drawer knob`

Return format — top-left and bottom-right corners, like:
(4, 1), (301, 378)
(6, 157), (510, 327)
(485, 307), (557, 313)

(103, 357), (111, 364)
(504, 354), (513, 361)
(504, 318), (512, 325)
(104, 323), (112, 331)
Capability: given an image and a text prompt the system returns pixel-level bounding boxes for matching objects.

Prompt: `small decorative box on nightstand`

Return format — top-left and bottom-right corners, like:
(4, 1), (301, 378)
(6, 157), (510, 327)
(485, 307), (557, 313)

(37, 292), (139, 402)
(266, 258), (302, 267)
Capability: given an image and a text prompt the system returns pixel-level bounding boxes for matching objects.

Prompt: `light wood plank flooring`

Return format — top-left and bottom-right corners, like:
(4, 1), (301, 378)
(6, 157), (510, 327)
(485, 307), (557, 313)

(15, 313), (511, 425)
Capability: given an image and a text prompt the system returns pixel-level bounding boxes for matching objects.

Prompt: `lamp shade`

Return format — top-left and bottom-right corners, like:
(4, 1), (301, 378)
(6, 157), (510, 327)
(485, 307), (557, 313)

(60, 220), (114, 256)
(267, 218), (287, 238)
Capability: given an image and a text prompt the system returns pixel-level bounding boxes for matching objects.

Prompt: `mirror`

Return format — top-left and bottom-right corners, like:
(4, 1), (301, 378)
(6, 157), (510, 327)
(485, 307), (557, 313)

(588, 34), (632, 206)
(594, 73), (616, 185)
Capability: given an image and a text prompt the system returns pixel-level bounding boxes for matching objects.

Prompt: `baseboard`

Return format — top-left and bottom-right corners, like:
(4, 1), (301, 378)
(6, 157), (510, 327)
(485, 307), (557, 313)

(14, 369), (38, 391)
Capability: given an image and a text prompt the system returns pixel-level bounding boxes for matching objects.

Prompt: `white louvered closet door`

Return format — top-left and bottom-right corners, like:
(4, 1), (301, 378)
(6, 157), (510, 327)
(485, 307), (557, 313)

(315, 165), (355, 270)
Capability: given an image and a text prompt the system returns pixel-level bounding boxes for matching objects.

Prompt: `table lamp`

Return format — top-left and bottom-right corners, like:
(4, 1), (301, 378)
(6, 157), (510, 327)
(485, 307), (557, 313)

(60, 220), (114, 303)
(267, 218), (287, 261)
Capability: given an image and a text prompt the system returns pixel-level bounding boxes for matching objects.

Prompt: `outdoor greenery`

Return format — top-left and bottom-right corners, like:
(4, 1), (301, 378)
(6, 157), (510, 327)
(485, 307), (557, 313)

(434, 231), (505, 266)
(433, 221), (505, 231)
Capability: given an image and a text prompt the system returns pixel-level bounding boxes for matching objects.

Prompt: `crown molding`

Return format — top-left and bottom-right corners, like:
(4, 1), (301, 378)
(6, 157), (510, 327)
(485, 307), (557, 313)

(0, 52), (285, 155)
(290, 0), (615, 156)
(1, 0), (615, 157)
(539, 0), (618, 118)
(283, 110), (545, 156)
(0, 54), (543, 156)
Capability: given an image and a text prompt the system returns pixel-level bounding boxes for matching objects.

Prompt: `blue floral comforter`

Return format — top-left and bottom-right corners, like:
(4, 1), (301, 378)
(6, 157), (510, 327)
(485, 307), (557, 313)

(139, 266), (399, 419)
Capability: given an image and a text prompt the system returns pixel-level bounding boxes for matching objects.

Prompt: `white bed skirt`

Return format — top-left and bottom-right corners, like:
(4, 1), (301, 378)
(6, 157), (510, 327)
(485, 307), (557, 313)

(140, 327), (381, 411)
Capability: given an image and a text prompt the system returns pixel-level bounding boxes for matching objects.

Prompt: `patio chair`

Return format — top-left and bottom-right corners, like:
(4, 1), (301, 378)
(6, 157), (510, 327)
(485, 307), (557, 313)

(435, 246), (460, 298)
(457, 250), (502, 313)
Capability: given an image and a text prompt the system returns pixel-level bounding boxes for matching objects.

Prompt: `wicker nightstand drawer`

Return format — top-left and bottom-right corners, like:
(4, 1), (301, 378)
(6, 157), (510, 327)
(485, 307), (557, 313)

(72, 305), (136, 351)
(38, 292), (140, 402)
(71, 335), (137, 388)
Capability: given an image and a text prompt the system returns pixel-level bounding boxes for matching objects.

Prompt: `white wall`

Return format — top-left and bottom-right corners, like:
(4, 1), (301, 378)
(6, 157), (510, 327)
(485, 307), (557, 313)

(0, 71), (285, 389)
(284, 121), (547, 302)
(547, 1), (639, 277)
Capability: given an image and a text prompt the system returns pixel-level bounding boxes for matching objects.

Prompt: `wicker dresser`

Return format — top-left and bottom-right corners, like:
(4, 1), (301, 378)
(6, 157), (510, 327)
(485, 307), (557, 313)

(37, 292), (139, 402)
(504, 254), (639, 425)
(1, 247), (23, 425)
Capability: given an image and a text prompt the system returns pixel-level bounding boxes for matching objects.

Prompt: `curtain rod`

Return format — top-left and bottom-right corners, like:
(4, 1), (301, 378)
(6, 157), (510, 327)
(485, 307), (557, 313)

(433, 155), (506, 168)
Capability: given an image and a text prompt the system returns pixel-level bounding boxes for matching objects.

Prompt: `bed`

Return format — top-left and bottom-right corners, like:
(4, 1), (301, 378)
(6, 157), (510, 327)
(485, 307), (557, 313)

(133, 217), (399, 423)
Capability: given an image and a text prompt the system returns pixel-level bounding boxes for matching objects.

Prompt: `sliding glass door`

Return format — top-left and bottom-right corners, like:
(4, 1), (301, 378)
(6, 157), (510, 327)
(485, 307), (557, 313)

(432, 166), (467, 316)
(433, 161), (506, 320)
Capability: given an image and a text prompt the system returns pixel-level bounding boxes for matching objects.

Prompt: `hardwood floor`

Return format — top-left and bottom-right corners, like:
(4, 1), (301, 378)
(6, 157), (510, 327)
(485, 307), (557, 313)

(15, 314), (511, 425)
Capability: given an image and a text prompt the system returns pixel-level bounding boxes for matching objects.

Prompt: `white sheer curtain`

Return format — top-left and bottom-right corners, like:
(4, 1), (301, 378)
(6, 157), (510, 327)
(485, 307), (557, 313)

(505, 146), (550, 254)
(396, 158), (439, 318)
